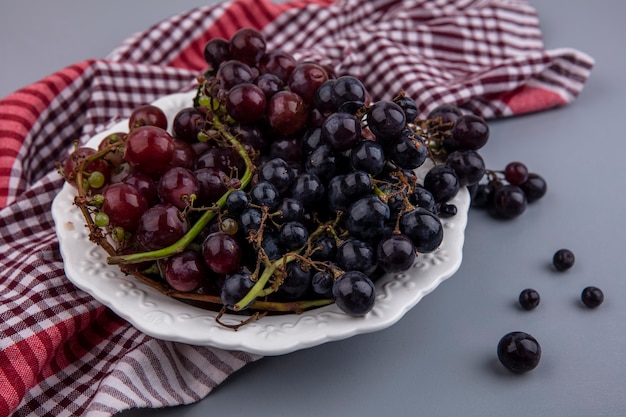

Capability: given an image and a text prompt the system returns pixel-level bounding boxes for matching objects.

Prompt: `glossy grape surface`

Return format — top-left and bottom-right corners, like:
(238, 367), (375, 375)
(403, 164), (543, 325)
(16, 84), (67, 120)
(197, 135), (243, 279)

(581, 286), (604, 308)
(553, 248), (575, 271)
(332, 271), (376, 316)
(518, 288), (540, 311)
(497, 331), (541, 373)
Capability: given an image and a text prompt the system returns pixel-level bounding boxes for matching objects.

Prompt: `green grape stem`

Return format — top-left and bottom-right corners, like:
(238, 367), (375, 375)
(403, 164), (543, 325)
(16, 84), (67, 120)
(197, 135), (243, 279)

(107, 115), (254, 265)
(232, 252), (299, 311)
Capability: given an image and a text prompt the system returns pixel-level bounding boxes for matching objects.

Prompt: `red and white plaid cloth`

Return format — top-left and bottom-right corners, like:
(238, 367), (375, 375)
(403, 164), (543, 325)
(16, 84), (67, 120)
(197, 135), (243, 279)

(0, 0), (593, 415)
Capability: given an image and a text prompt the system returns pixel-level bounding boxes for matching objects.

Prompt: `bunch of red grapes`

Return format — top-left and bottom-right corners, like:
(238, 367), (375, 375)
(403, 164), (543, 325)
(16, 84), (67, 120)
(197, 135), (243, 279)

(62, 28), (546, 322)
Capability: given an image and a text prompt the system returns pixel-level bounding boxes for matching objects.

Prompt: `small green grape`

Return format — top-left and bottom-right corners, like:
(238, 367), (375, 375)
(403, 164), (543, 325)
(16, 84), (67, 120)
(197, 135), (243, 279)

(221, 218), (239, 235)
(197, 131), (210, 142)
(88, 171), (106, 189)
(112, 226), (126, 242)
(197, 95), (211, 108)
(89, 194), (105, 208)
(94, 212), (110, 227)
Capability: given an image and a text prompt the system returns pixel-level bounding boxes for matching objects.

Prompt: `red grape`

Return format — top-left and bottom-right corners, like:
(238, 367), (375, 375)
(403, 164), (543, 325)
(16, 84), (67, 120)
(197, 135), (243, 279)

(225, 83), (267, 123)
(128, 104), (168, 130)
(267, 90), (308, 135)
(165, 250), (209, 292)
(124, 126), (175, 176)
(136, 203), (189, 250)
(62, 147), (112, 189)
(202, 231), (242, 274)
(101, 183), (148, 232)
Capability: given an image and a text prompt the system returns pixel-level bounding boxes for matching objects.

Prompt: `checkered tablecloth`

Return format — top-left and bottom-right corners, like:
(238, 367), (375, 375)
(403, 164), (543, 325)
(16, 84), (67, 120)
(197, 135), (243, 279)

(0, 0), (593, 415)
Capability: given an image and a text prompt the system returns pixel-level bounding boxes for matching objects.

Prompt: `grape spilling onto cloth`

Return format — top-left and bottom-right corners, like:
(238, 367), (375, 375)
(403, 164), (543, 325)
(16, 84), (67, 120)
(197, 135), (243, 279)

(61, 28), (546, 325)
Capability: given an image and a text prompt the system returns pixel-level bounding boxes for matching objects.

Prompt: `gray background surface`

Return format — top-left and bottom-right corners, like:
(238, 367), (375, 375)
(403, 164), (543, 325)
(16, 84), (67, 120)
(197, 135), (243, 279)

(2, 1), (625, 416)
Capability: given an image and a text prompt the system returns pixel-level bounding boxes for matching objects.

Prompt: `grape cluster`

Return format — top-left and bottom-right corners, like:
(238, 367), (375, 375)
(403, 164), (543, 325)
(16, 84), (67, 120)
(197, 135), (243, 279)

(61, 27), (533, 324)
(470, 160), (548, 219)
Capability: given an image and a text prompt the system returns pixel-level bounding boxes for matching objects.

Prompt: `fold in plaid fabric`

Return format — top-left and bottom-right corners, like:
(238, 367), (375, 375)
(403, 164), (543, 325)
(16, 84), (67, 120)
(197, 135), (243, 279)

(0, 0), (593, 416)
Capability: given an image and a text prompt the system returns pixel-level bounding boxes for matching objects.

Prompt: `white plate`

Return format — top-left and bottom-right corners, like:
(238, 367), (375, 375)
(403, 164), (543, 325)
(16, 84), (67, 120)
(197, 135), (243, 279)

(52, 91), (469, 356)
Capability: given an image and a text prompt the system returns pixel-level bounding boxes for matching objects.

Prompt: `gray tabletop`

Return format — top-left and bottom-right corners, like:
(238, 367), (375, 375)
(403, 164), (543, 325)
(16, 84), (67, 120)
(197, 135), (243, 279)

(2, 1), (625, 416)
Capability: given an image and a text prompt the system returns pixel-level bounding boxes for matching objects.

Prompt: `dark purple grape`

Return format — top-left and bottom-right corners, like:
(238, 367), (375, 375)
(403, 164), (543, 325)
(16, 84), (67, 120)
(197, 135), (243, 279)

(552, 249), (575, 271)
(195, 146), (245, 173)
(277, 261), (312, 300)
(366, 101), (406, 141)
(350, 140), (385, 175)
(470, 183), (494, 208)
(518, 288), (540, 311)
(341, 171), (373, 200)
(165, 250), (209, 292)
(228, 28), (266, 66)
(423, 165), (460, 203)
(331, 75), (367, 109)
(203, 38), (231, 69)
(277, 197), (304, 223)
(321, 112), (362, 152)
(301, 127), (323, 155)
(240, 207), (263, 235)
(337, 239), (376, 273)
(520, 173), (547, 203)
(377, 233), (416, 273)
(221, 272), (255, 310)
(408, 186), (437, 213)
(345, 195), (389, 241)
(338, 101), (365, 115)
(250, 181), (280, 210)
(394, 95), (418, 123)
(314, 79), (336, 114)
(255, 73), (284, 99)
(256, 158), (293, 196)
(445, 150), (486, 186)
(289, 173), (325, 208)
(136, 203), (188, 251)
(399, 207), (443, 253)
(332, 270), (376, 316)
(497, 331), (541, 373)
(437, 203), (457, 218)
(581, 286), (604, 308)
(216, 60), (255, 90)
(311, 269), (334, 297)
(172, 107), (206, 143)
(260, 231), (283, 261)
(269, 137), (303, 163)
(305, 144), (337, 183)
(225, 83), (266, 124)
(226, 189), (249, 213)
(428, 104), (462, 125)
(279, 221), (309, 250)
(386, 128), (428, 170)
(232, 124), (269, 156)
(258, 49), (297, 83)
(194, 168), (229, 206)
(491, 184), (527, 219)
(202, 231), (242, 275)
(327, 175), (351, 212)
(310, 236), (337, 262)
(451, 114), (489, 150)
